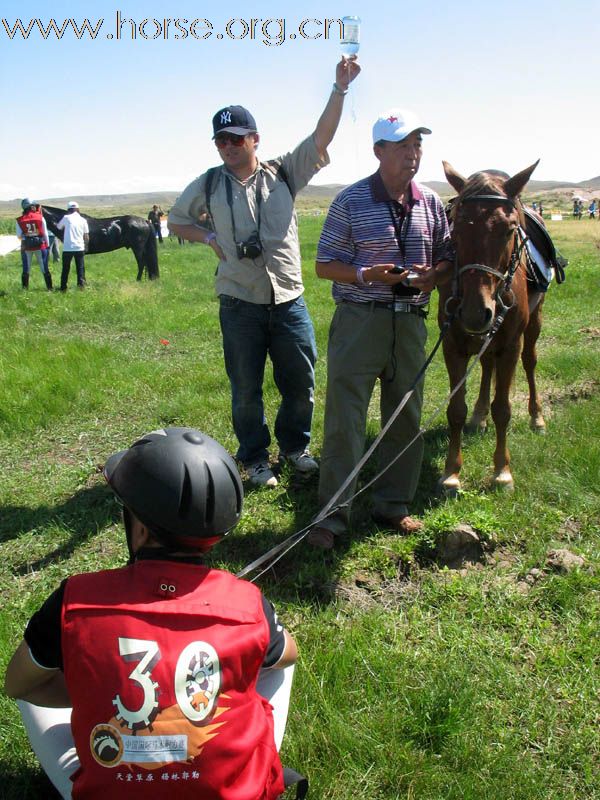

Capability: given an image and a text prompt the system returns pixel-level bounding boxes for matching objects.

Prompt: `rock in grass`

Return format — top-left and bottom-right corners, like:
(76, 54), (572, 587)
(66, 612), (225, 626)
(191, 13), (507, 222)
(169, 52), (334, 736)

(545, 549), (585, 574)
(436, 524), (483, 567)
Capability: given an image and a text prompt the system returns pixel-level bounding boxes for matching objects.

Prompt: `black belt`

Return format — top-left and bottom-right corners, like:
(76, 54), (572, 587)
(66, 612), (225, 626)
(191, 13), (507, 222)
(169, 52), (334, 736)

(342, 299), (428, 318)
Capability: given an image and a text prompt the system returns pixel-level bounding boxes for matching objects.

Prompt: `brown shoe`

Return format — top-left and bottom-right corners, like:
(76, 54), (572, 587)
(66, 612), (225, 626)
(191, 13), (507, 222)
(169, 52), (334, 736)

(307, 527), (336, 550)
(372, 514), (424, 534)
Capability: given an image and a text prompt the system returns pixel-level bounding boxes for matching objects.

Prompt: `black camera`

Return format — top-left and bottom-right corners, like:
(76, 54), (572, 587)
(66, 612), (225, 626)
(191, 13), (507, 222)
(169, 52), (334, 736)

(236, 232), (263, 260)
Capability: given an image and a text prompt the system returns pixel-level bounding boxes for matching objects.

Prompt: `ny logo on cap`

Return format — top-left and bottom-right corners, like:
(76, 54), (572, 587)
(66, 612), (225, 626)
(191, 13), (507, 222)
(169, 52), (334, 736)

(220, 111), (232, 124)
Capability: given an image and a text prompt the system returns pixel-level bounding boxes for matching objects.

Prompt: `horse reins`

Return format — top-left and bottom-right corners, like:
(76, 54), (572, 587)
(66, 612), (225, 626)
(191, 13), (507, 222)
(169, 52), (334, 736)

(237, 192), (525, 582)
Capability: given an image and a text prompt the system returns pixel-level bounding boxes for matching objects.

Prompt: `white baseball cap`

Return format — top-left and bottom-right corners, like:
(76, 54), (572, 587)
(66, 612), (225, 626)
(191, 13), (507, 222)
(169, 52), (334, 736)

(67, 201), (79, 209)
(373, 108), (432, 144)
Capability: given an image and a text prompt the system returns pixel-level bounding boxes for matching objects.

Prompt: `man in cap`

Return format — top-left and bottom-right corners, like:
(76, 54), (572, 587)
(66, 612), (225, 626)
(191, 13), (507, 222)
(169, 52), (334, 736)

(5, 428), (298, 799)
(168, 57), (360, 488)
(56, 201), (89, 291)
(15, 199), (53, 290)
(308, 109), (453, 549)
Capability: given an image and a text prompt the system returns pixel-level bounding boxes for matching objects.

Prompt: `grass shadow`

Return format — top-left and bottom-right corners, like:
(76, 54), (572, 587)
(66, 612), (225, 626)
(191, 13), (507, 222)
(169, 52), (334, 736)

(1, 485), (120, 574)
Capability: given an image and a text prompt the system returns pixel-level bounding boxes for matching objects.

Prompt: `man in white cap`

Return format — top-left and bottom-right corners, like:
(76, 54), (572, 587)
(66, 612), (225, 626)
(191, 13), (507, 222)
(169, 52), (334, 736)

(168, 57), (360, 488)
(56, 201), (89, 291)
(309, 109), (453, 549)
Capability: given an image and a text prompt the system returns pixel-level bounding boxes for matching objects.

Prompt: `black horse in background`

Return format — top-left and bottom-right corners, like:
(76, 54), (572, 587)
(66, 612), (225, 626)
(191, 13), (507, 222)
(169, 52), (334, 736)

(43, 206), (159, 281)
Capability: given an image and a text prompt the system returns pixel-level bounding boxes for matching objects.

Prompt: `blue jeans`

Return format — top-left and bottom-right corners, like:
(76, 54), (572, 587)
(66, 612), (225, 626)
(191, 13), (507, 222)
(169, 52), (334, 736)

(219, 295), (317, 466)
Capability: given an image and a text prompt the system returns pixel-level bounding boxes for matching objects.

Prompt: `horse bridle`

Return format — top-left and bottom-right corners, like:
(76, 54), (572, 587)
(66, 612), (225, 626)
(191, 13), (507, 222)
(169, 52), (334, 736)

(446, 193), (527, 320)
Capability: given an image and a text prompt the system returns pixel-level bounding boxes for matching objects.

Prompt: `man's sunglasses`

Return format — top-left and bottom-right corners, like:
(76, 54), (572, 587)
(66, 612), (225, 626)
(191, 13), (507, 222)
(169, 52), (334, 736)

(214, 133), (247, 148)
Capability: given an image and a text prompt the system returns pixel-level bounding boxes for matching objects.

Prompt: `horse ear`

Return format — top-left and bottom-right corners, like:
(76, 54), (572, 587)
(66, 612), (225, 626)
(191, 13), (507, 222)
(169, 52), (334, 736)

(443, 161), (467, 194)
(504, 160), (540, 199)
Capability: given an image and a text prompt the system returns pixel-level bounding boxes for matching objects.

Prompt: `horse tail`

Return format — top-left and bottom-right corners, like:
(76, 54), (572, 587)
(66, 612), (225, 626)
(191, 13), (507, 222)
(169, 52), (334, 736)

(143, 226), (160, 280)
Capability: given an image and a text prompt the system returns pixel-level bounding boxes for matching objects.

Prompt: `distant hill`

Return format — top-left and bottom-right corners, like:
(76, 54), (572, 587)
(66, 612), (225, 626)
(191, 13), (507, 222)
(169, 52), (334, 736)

(1, 175), (599, 216)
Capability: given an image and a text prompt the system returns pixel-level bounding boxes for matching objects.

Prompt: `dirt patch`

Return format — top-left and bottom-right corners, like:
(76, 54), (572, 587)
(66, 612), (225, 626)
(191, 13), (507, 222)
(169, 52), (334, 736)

(578, 326), (600, 339)
(544, 379), (599, 405)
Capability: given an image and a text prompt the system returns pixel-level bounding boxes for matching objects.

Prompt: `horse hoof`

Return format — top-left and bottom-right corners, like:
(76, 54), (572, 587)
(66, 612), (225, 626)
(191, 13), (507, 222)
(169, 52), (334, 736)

(438, 475), (461, 497)
(493, 472), (514, 492)
(530, 418), (546, 435)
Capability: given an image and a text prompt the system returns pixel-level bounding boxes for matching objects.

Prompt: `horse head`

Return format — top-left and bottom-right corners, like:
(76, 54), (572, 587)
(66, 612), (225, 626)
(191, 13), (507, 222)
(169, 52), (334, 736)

(41, 206), (67, 241)
(443, 160), (539, 334)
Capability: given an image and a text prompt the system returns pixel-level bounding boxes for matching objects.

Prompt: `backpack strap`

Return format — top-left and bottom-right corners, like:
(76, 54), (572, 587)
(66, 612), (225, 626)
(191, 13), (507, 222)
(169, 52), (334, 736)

(204, 160), (293, 237)
(282, 766), (309, 799)
(204, 166), (219, 230)
(261, 159), (295, 198)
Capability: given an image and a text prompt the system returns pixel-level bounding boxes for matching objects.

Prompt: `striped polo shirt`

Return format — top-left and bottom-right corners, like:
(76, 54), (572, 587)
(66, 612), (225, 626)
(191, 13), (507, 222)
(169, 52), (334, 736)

(316, 171), (453, 306)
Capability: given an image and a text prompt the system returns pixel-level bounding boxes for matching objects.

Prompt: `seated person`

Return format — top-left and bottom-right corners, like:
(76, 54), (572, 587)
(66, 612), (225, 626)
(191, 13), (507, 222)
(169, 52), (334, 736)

(5, 427), (297, 799)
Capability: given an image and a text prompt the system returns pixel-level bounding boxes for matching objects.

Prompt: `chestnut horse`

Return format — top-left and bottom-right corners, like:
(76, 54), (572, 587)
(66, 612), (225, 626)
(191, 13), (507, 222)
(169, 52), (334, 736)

(438, 160), (545, 493)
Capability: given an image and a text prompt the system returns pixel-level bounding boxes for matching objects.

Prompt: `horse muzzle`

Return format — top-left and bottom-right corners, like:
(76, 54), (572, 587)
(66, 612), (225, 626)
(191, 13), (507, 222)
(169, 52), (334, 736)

(457, 302), (495, 335)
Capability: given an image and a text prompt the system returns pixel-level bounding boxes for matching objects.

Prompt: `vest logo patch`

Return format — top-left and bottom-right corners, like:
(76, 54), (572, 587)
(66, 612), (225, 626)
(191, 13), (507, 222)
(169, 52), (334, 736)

(90, 723), (124, 768)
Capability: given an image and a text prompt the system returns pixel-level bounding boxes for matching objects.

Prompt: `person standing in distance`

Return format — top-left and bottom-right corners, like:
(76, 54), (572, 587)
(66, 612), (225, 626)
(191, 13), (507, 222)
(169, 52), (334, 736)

(16, 199), (53, 290)
(5, 428), (298, 799)
(56, 201), (89, 291)
(148, 204), (164, 243)
(168, 57), (361, 488)
(309, 109), (453, 549)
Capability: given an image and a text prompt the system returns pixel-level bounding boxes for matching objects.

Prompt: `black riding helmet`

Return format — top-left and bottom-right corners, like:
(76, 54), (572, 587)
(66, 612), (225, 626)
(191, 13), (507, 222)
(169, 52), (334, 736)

(104, 428), (243, 549)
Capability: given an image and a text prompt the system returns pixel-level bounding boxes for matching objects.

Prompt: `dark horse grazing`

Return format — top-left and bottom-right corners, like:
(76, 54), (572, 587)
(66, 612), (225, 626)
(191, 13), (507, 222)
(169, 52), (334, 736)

(438, 160), (545, 493)
(43, 206), (159, 281)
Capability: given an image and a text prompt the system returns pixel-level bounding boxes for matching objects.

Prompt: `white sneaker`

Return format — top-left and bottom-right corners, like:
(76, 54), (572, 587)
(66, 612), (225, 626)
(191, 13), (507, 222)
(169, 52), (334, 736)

(247, 461), (278, 488)
(281, 450), (319, 474)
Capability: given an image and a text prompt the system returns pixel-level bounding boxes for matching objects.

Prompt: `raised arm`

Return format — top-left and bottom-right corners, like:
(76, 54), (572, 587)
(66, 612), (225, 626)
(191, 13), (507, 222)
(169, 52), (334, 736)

(313, 56), (361, 158)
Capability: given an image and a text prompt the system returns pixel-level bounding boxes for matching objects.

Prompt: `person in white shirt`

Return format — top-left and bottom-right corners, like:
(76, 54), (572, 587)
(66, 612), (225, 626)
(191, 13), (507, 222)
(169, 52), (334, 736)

(56, 201), (89, 291)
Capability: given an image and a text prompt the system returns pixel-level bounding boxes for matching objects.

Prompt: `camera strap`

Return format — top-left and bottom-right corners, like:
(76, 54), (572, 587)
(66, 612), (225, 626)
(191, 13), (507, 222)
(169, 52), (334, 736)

(388, 200), (419, 299)
(387, 200), (409, 264)
(225, 170), (264, 244)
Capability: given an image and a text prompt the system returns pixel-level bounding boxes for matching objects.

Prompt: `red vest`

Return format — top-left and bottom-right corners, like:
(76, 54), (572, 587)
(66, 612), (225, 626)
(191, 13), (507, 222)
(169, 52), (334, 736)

(62, 560), (284, 800)
(16, 209), (47, 250)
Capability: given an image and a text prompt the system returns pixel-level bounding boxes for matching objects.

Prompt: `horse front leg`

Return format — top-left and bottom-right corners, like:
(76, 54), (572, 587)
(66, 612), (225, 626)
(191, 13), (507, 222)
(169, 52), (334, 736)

(465, 353), (494, 433)
(490, 344), (522, 491)
(439, 344), (469, 496)
(522, 294), (546, 433)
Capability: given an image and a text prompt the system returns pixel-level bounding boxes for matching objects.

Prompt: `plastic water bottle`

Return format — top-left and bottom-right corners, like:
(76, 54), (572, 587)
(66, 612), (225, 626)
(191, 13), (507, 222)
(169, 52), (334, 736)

(340, 16), (360, 57)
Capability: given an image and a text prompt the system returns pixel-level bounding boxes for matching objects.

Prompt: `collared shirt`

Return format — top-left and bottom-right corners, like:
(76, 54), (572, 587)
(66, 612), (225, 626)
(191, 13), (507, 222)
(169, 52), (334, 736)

(168, 134), (329, 305)
(316, 171), (453, 306)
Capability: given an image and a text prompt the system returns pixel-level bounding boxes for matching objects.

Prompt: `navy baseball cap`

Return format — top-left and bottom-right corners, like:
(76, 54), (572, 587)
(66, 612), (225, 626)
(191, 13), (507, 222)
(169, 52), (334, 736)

(212, 105), (257, 138)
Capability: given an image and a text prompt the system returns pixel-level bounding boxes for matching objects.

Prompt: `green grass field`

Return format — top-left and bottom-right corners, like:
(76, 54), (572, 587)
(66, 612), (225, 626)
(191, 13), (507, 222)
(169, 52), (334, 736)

(0, 217), (599, 798)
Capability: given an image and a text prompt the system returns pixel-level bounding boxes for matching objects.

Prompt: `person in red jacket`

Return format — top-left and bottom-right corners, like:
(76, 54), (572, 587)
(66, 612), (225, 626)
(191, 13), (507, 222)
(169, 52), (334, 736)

(5, 428), (298, 800)
(15, 198), (53, 290)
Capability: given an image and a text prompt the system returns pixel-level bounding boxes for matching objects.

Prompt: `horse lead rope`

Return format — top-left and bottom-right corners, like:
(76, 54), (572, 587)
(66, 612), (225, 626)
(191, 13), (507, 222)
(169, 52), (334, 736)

(237, 302), (512, 582)
(238, 200), (523, 581)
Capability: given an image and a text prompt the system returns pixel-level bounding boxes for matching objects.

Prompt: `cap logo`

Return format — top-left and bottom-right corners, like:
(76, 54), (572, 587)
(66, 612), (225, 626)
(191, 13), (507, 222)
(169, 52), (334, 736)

(220, 110), (232, 124)
(387, 116), (398, 123)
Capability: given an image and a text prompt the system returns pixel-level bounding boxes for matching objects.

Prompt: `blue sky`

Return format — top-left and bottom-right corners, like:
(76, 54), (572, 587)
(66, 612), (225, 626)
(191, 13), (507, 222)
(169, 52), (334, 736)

(0, 0), (597, 201)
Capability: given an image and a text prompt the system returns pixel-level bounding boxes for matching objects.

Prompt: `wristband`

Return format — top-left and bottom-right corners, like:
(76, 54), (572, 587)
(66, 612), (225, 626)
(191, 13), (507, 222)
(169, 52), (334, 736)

(204, 232), (217, 245)
(355, 267), (372, 286)
(332, 82), (348, 96)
